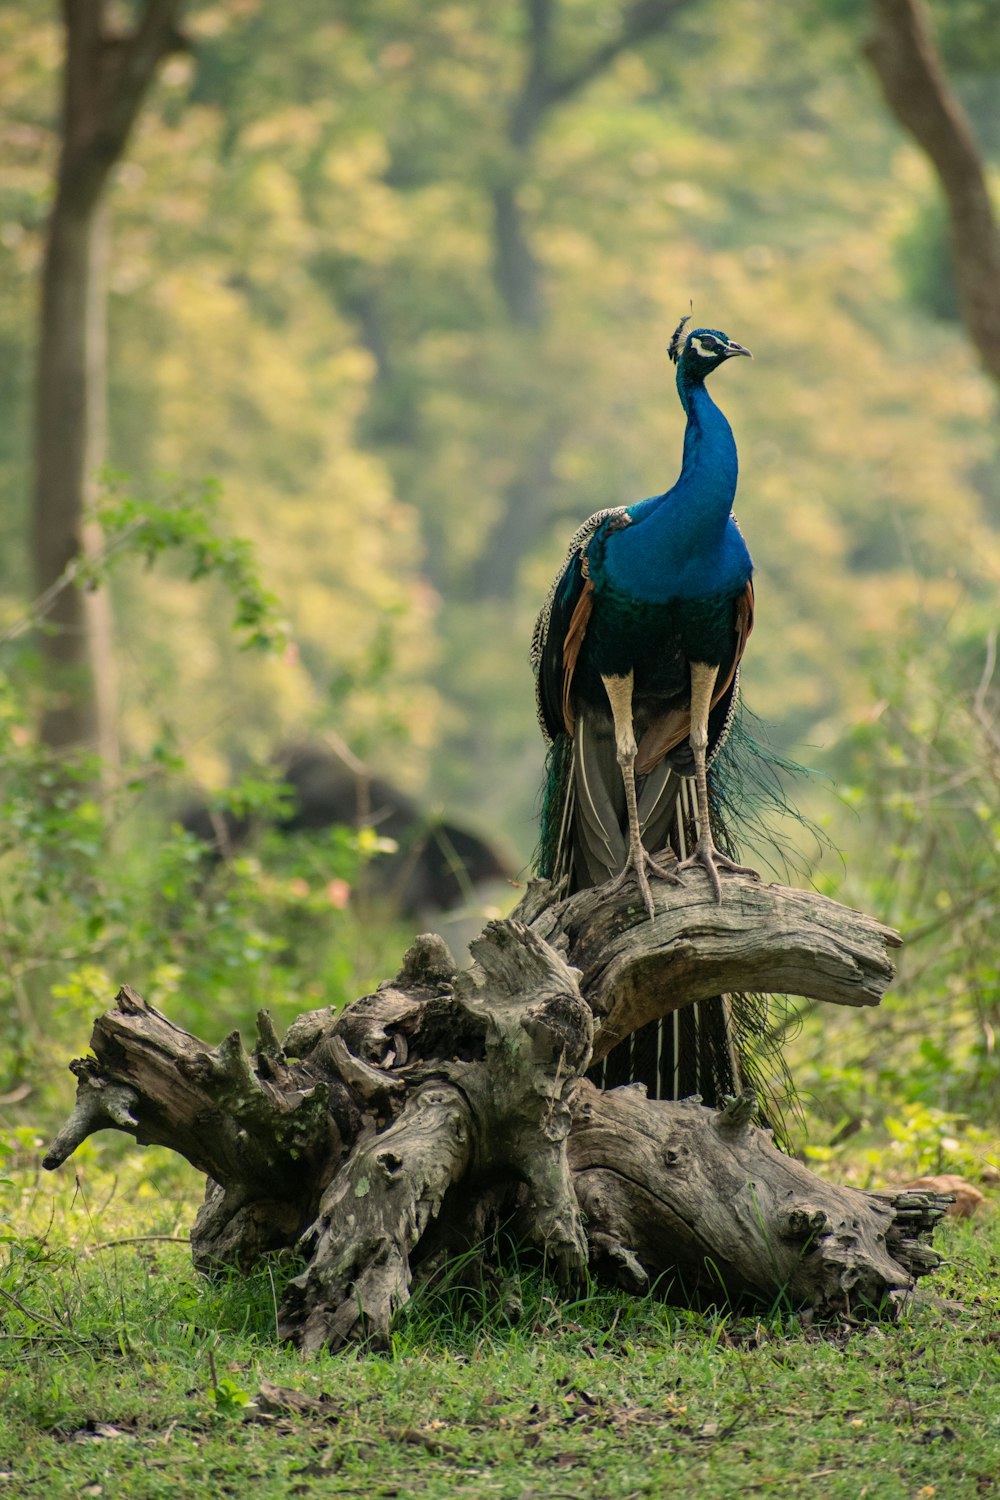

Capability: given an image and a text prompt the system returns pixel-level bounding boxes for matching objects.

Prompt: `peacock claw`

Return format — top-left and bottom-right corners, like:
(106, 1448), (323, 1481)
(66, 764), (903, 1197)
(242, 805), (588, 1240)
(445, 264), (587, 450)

(606, 844), (683, 920)
(677, 840), (759, 904)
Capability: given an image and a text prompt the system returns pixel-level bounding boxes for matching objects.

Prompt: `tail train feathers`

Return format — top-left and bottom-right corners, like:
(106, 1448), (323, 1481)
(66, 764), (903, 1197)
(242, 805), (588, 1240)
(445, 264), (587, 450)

(594, 996), (741, 1101)
(538, 700), (804, 1136)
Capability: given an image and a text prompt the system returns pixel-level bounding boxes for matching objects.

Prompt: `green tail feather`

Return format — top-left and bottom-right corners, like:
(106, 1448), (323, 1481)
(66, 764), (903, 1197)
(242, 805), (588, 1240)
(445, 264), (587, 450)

(709, 699), (831, 876)
(709, 699), (831, 1146)
(537, 731), (573, 881)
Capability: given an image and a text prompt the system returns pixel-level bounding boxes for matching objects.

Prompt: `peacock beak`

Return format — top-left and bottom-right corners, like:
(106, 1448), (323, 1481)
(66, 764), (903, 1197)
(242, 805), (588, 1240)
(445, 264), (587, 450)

(724, 341), (752, 359)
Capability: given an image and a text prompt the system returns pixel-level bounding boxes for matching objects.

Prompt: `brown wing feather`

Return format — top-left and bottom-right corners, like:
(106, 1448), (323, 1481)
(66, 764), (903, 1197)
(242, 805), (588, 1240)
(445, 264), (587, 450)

(634, 580), (755, 777)
(720, 578), (755, 694)
(560, 577), (594, 735)
(635, 708), (691, 774)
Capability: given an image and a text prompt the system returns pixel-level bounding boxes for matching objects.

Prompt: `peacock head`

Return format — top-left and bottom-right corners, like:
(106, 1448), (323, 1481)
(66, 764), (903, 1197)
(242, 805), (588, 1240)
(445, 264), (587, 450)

(667, 317), (752, 380)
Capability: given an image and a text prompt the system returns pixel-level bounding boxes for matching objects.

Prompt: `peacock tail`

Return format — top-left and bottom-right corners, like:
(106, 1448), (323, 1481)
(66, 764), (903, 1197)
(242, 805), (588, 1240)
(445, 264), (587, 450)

(708, 698), (826, 880)
(707, 703), (829, 1143)
(537, 731), (574, 883)
(535, 692), (818, 1146)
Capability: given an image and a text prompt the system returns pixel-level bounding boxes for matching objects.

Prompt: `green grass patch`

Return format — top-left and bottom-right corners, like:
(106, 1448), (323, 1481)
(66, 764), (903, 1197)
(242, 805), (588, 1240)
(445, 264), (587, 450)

(1, 1137), (998, 1499)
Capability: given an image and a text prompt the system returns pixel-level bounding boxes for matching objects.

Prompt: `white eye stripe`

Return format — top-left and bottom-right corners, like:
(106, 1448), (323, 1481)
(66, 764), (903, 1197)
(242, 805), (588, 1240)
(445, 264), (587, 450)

(690, 337), (718, 358)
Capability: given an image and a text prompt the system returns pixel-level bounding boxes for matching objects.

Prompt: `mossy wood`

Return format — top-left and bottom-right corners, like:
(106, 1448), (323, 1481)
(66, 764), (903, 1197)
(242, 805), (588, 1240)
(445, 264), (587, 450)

(44, 874), (946, 1352)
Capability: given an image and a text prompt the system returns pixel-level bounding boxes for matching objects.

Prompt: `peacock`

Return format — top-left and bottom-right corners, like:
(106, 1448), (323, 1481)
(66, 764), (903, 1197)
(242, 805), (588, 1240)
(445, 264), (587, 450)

(530, 316), (764, 1102)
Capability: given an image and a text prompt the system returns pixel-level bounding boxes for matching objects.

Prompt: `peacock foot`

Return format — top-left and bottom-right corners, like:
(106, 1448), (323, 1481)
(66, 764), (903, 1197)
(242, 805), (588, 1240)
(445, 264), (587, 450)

(677, 839), (759, 904)
(605, 842), (683, 920)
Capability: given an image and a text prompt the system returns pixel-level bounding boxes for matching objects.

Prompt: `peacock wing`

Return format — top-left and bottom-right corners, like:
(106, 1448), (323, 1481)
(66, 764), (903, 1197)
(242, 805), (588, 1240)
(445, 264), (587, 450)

(530, 507), (628, 743)
(706, 578), (755, 769)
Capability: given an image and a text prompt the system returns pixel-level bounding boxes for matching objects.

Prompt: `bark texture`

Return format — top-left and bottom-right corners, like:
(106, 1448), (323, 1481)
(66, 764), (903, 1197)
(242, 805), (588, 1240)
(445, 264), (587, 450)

(44, 873), (947, 1351)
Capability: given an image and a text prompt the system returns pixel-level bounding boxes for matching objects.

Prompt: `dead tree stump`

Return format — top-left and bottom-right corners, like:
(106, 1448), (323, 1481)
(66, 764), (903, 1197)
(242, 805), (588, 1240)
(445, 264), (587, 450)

(44, 874), (948, 1351)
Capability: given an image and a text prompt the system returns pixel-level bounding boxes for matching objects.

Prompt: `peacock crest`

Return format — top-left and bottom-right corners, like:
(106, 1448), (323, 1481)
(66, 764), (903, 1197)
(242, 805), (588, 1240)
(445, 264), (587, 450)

(667, 313), (692, 364)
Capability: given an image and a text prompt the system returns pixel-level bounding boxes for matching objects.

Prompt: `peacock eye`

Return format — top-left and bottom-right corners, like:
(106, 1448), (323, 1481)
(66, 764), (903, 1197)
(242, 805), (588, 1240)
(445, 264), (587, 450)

(690, 337), (719, 358)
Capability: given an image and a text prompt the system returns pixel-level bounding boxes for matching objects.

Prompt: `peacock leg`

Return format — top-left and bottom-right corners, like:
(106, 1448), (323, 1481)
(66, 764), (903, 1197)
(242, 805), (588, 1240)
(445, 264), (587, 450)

(677, 660), (759, 902)
(600, 671), (681, 919)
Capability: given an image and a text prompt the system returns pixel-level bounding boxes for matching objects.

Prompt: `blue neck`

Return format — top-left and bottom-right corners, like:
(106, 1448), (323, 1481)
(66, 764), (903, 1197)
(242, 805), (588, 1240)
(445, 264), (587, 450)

(598, 376), (745, 602)
(674, 372), (739, 514)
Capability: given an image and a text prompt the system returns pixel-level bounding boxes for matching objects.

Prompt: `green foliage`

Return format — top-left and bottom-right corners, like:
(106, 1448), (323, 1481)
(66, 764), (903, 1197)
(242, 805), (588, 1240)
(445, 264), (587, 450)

(0, 708), (409, 1113)
(92, 475), (289, 654)
(209, 1376), (255, 1417)
(0, 478), (421, 1115)
(929, 0), (1000, 75)
(893, 192), (961, 324)
(787, 618), (1000, 1149)
(803, 1103), (996, 1186)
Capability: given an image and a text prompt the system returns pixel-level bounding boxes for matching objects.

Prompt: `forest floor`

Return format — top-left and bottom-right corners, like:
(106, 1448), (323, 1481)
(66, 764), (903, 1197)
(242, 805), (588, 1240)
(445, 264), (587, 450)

(1, 1140), (998, 1500)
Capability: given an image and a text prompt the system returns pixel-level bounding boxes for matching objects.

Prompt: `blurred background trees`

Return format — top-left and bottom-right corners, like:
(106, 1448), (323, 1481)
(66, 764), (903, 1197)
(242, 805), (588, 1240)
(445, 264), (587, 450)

(31, 0), (190, 762)
(1, 0), (998, 1150)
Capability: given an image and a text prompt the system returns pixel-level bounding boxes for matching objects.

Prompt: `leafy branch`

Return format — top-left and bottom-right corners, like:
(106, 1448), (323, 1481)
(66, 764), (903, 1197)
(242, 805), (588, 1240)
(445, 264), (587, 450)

(6, 476), (288, 657)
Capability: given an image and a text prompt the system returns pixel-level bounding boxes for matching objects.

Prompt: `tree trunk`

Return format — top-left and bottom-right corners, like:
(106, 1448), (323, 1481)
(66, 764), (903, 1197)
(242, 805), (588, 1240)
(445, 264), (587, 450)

(473, 0), (699, 602)
(33, 192), (118, 760)
(489, 0), (697, 325)
(43, 873), (949, 1353)
(865, 0), (1000, 386)
(491, 183), (546, 329)
(32, 0), (187, 757)
(472, 441), (556, 601)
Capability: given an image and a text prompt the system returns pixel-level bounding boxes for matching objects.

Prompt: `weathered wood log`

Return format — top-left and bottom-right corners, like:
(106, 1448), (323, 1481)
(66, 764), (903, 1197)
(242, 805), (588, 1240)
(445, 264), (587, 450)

(43, 872), (945, 1351)
(520, 873), (900, 1061)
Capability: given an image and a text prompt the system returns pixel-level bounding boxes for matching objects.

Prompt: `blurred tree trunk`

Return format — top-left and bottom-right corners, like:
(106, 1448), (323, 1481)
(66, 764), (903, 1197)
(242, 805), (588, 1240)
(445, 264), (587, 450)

(492, 0), (696, 328)
(476, 0), (696, 602)
(32, 0), (188, 758)
(865, 0), (1000, 386)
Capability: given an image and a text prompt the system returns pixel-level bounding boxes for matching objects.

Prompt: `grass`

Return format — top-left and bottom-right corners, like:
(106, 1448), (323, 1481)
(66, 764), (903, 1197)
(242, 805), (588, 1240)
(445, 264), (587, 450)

(1, 1135), (998, 1499)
